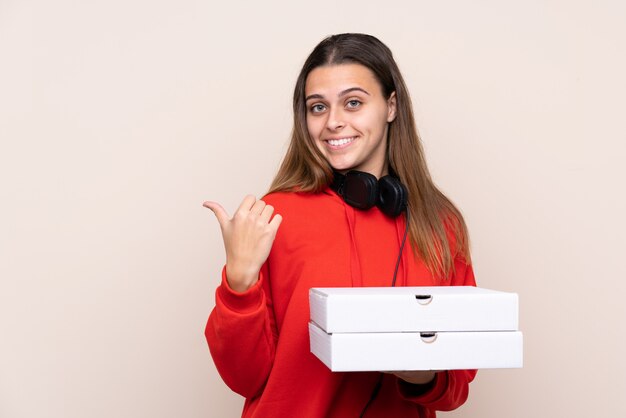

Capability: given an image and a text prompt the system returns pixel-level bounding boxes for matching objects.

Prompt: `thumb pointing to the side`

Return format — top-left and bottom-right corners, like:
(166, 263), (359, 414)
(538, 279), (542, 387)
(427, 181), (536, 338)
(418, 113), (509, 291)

(203, 201), (229, 228)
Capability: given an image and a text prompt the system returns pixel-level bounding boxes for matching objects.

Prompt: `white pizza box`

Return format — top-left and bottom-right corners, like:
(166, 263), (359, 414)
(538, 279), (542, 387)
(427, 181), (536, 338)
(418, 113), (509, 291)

(310, 286), (518, 333)
(309, 321), (523, 371)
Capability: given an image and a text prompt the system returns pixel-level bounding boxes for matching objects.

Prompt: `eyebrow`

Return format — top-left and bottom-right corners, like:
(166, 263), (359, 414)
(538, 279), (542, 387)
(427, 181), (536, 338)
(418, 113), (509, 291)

(305, 87), (371, 102)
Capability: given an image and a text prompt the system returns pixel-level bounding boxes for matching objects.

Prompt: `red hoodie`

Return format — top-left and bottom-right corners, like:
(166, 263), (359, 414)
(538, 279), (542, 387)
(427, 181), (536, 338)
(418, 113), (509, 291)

(206, 189), (476, 417)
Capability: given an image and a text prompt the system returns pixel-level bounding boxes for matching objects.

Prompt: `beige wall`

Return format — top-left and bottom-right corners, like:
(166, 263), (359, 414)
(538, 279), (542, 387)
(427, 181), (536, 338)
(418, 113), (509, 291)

(1, 1), (625, 417)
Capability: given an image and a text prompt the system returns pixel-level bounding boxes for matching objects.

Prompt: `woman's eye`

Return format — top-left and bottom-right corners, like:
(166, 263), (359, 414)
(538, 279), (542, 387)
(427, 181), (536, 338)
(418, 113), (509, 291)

(346, 100), (362, 109)
(310, 104), (326, 113)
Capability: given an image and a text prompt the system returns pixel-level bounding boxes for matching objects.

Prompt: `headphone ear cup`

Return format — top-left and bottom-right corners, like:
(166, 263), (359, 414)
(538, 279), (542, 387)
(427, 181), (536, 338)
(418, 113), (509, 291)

(378, 175), (408, 217)
(343, 171), (379, 210)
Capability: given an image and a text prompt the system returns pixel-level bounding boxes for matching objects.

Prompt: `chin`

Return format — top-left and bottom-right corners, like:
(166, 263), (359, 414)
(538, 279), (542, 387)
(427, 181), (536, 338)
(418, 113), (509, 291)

(329, 165), (354, 174)
(327, 160), (357, 173)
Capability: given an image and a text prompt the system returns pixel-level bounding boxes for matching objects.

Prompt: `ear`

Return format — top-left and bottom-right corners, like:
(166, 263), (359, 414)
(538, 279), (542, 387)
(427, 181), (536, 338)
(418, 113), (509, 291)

(386, 91), (397, 122)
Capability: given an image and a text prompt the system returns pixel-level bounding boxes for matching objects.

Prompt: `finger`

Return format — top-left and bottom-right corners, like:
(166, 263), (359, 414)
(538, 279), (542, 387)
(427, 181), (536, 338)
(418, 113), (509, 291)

(236, 195), (257, 214)
(202, 201), (230, 227)
(269, 213), (283, 231)
(260, 204), (274, 222)
(250, 199), (267, 216)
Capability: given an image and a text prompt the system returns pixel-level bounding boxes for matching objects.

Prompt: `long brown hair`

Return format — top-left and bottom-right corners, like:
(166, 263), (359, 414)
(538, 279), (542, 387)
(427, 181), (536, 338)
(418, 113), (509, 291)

(269, 33), (470, 278)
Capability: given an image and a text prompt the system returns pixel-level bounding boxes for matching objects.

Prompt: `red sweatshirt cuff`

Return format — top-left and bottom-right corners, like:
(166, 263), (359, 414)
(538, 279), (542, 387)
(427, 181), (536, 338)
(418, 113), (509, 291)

(216, 266), (265, 313)
(396, 371), (449, 404)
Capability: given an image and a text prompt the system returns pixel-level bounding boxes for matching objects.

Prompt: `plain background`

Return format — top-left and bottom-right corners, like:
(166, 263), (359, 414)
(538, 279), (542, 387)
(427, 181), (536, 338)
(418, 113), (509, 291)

(1, 0), (625, 417)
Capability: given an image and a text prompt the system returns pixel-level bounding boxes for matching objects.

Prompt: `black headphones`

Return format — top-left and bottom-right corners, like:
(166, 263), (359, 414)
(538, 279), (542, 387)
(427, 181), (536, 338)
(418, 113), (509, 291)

(330, 170), (408, 218)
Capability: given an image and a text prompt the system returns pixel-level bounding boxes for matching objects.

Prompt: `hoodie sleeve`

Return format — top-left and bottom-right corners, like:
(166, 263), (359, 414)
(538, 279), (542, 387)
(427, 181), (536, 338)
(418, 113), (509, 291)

(205, 263), (278, 399)
(396, 256), (478, 411)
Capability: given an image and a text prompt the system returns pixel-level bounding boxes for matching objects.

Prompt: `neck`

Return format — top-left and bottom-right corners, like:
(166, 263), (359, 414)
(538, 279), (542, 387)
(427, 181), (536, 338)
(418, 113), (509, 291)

(336, 162), (389, 179)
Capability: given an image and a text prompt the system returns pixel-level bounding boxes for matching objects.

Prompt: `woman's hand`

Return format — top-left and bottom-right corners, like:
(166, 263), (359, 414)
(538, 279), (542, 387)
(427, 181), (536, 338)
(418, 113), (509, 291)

(387, 370), (438, 385)
(203, 195), (282, 292)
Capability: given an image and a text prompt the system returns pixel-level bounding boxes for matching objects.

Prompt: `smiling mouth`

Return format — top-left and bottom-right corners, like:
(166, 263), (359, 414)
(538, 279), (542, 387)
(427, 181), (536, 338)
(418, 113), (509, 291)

(325, 136), (356, 148)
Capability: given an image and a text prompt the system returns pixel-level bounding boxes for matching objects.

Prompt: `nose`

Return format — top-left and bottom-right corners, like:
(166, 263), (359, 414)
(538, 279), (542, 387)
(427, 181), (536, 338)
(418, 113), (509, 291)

(326, 108), (345, 131)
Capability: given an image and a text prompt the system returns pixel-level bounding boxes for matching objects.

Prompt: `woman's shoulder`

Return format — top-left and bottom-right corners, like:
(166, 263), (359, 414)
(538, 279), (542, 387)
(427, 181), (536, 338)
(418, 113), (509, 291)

(261, 189), (344, 243)
(261, 188), (338, 211)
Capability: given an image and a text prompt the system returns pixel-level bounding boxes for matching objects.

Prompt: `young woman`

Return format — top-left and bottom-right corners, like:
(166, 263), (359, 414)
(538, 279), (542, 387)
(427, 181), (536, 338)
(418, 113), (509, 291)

(204, 33), (476, 418)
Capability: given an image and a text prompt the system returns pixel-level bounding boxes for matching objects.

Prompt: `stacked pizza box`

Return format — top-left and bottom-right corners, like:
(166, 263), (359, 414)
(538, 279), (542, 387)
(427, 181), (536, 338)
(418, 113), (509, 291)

(308, 286), (523, 371)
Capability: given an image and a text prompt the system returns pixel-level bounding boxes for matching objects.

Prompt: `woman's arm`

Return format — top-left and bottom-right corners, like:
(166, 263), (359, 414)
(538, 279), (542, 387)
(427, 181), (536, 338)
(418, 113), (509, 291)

(203, 195), (282, 398)
(205, 263), (279, 398)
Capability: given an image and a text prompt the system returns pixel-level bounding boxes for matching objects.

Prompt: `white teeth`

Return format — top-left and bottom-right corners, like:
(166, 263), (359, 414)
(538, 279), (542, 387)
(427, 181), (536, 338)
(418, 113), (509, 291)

(327, 137), (355, 146)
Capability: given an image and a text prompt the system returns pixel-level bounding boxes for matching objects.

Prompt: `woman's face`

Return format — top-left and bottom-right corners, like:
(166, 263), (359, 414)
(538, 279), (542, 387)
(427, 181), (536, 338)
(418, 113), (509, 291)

(304, 63), (396, 178)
